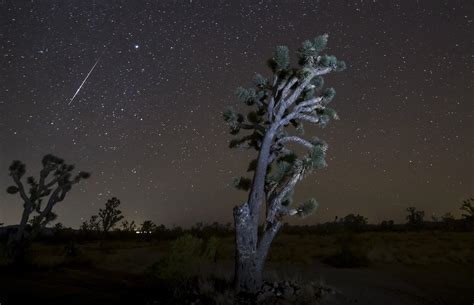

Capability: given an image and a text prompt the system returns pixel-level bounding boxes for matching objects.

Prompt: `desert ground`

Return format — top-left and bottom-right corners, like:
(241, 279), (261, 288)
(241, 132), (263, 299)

(0, 231), (473, 305)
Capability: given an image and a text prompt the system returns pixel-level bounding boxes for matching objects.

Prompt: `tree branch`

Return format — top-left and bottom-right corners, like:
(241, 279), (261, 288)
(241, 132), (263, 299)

(293, 97), (323, 113)
(276, 136), (314, 150)
(276, 67), (332, 120)
(294, 114), (320, 123)
(12, 176), (31, 206)
(265, 168), (302, 228)
(44, 171), (69, 188)
(280, 77), (298, 100)
(37, 187), (63, 221)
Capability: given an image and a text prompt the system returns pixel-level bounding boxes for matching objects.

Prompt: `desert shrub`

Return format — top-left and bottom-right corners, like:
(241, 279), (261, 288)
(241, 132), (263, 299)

(322, 233), (369, 268)
(5, 238), (33, 266)
(0, 242), (8, 265)
(203, 236), (219, 261)
(146, 234), (220, 281)
(64, 241), (81, 258)
(323, 245), (369, 268)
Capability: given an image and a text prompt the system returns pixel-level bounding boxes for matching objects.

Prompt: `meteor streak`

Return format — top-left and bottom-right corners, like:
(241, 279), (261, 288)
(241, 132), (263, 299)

(68, 57), (101, 105)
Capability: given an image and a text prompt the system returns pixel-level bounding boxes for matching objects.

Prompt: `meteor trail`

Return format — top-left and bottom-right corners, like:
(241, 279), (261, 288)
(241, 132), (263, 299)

(68, 56), (101, 105)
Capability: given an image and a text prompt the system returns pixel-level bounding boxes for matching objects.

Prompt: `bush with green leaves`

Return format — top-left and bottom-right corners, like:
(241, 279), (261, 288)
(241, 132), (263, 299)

(147, 234), (220, 281)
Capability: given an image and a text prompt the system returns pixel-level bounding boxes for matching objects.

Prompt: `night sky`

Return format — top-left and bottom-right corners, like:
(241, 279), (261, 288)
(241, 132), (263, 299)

(0, 1), (472, 228)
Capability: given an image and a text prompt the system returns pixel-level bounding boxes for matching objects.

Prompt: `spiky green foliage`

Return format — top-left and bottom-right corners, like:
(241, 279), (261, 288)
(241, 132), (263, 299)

(272, 45), (290, 71)
(313, 34), (328, 52)
(253, 73), (267, 87)
(224, 34), (345, 223)
(236, 87), (257, 106)
(223, 107), (244, 135)
(322, 87), (336, 105)
(296, 198), (318, 218)
(335, 60), (347, 72)
(272, 160), (293, 184)
(303, 144), (327, 172)
(233, 176), (252, 191)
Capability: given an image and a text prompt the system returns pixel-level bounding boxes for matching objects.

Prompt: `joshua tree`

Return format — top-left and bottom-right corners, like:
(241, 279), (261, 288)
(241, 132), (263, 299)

(80, 215), (101, 232)
(223, 34), (345, 293)
(406, 207), (425, 229)
(121, 220), (137, 232)
(6, 154), (90, 242)
(99, 197), (124, 232)
(460, 198), (474, 222)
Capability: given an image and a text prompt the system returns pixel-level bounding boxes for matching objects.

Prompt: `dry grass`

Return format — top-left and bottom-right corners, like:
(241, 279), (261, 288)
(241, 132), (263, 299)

(266, 231), (474, 265)
(8, 231), (473, 271)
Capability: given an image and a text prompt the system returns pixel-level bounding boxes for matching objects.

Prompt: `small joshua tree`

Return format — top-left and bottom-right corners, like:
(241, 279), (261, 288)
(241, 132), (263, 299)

(99, 197), (124, 232)
(121, 220), (137, 232)
(80, 215), (101, 232)
(223, 34), (345, 293)
(6, 154), (90, 242)
(406, 207), (425, 229)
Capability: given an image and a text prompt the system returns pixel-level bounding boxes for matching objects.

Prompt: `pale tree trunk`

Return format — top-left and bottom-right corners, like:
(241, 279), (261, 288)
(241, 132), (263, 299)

(234, 128), (277, 294)
(234, 204), (283, 294)
(233, 203), (262, 294)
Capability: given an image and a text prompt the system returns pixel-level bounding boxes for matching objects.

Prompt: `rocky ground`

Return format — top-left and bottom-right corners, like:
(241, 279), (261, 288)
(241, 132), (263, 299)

(0, 262), (472, 305)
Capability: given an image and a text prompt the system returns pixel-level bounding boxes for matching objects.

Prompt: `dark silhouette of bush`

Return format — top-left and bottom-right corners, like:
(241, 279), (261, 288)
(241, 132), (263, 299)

(146, 234), (220, 282)
(323, 245), (369, 268)
(323, 234), (368, 268)
(341, 213), (368, 232)
(140, 220), (157, 233)
(379, 220), (395, 231)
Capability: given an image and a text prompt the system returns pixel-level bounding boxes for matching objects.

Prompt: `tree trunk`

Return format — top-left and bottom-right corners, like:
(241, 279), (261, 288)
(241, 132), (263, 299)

(234, 127), (279, 294)
(257, 221), (282, 271)
(233, 203), (262, 294)
(15, 205), (31, 242)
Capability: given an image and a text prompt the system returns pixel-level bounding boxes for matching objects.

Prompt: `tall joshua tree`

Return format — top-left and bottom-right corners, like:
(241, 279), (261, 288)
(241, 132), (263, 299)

(223, 34), (346, 293)
(6, 154), (90, 242)
(99, 197), (124, 232)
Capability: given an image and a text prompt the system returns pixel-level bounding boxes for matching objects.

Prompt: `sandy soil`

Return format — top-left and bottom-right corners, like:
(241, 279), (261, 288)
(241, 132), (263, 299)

(1, 261), (472, 305)
(267, 262), (474, 305)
